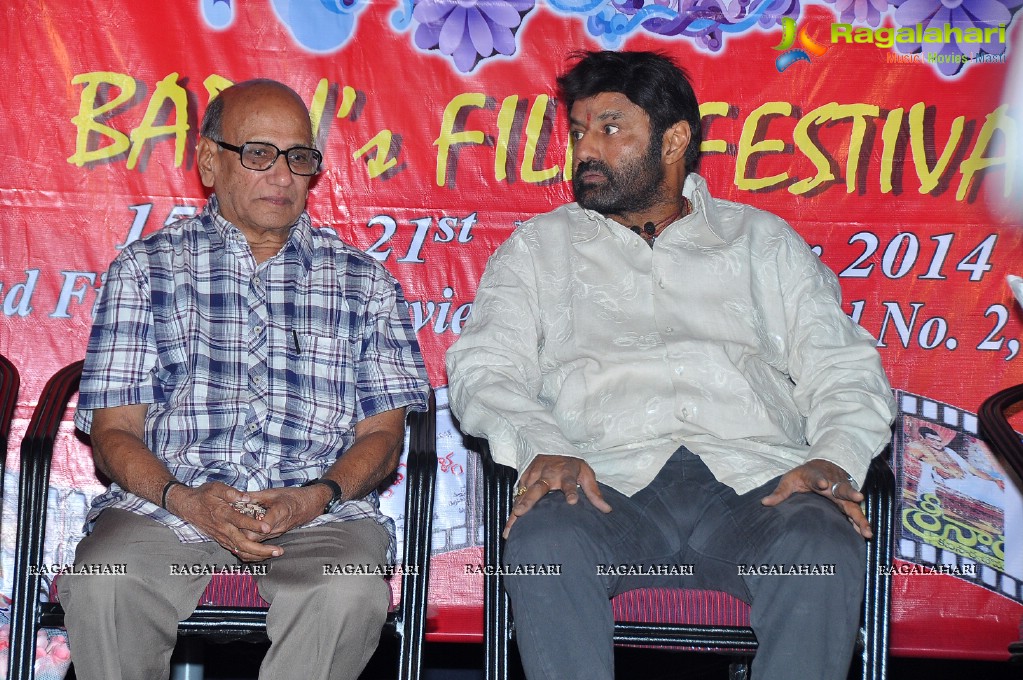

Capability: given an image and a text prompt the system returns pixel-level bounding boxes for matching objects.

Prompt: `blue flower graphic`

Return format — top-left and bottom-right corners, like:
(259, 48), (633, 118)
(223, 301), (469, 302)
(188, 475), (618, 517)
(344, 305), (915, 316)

(270, 0), (368, 53)
(412, 0), (536, 72)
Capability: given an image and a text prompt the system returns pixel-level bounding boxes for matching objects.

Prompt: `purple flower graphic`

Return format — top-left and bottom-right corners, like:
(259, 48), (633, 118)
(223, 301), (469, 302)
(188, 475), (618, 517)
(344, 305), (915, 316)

(592, 0), (802, 52)
(413, 0), (536, 72)
(826, 0), (888, 26)
(894, 0), (1014, 75)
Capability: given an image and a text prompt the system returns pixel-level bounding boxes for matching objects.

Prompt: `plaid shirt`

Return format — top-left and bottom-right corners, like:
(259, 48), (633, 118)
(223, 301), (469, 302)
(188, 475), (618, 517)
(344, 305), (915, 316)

(76, 195), (430, 558)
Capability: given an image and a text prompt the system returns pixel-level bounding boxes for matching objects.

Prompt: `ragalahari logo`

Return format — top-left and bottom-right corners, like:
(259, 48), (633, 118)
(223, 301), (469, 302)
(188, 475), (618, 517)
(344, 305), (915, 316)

(772, 17), (830, 72)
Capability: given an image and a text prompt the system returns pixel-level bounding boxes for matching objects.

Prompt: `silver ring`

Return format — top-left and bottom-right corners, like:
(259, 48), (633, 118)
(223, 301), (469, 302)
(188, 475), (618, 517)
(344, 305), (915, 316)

(830, 482), (841, 497)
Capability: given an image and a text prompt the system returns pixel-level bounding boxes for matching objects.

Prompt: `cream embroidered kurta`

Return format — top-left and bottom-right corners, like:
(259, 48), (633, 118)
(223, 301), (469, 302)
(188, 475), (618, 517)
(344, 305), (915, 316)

(446, 174), (895, 495)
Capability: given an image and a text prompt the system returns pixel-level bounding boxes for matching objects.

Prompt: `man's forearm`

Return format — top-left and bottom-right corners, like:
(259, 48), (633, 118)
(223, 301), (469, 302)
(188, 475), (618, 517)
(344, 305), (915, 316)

(91, 403), (176, 507)
(314, 407), (407, 504)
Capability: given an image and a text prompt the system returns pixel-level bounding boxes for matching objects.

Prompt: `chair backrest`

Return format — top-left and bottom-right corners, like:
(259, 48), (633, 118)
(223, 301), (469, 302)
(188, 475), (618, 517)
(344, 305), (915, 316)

(477, 437), (895, 680)
(979, 383), (1023, 490)
(7, 364), (436, 680)
(0, 352), (21, 469)
(7, 360), (84, 679)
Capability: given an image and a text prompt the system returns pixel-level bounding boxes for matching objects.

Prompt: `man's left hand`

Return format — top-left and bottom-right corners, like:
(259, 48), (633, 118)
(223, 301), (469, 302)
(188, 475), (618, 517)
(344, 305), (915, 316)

(242, 486), (328, 543)
(761, 460), (872, 539)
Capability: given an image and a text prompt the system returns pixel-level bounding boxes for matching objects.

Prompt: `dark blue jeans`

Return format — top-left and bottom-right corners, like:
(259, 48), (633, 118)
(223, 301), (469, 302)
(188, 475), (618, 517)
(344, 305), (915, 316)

(503, 447), (866, 679)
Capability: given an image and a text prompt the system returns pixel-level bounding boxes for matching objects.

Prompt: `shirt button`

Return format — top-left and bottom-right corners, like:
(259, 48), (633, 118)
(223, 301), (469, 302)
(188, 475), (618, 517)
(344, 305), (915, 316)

(681, 408), (689, 420)
(658, 280), (665, 288)
(665, 327), (673, 333)
(253, 375), (264, 385)
(253, 325), (263, 335)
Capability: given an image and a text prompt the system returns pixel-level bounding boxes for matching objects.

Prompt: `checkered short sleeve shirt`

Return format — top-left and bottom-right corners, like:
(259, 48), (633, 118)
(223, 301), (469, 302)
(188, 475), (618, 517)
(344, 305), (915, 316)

(76, 196), (430, 553)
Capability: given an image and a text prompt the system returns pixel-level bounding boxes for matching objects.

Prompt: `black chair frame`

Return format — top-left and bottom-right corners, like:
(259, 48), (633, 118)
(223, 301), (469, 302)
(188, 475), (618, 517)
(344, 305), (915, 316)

(477, 438), (895, 680)
(0, 352), (21, 500)
(7, 360), (437, 680)
(979, 382), (1023, 663)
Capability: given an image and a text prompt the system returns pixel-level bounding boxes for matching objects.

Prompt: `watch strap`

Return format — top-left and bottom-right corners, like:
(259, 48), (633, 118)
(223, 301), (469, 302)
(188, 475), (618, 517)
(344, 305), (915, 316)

(302, 478), (344, 513)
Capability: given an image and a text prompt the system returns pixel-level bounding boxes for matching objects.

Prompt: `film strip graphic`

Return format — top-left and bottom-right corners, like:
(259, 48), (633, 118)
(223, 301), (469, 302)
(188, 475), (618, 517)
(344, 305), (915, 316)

(894, 390), (1022, 605)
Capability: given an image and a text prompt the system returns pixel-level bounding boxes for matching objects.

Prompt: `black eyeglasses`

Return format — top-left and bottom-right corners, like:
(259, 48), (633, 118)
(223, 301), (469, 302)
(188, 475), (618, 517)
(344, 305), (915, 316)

(212, 140), (322, 176)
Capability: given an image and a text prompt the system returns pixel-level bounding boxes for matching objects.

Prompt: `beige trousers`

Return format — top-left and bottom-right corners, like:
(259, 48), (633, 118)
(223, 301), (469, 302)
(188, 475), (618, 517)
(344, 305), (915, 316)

(56, 509), (392, 680)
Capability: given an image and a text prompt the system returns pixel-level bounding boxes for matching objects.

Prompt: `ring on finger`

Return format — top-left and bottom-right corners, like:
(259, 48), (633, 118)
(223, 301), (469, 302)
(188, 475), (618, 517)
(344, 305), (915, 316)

(515, 486), (528, 498)
(830, 481), (841, 497)
(537, 479), (551, 493)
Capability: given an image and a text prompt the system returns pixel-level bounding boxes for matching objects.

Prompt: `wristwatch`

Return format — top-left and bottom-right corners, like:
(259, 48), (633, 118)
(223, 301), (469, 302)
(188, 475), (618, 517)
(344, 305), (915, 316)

(302, 478), (345, 514)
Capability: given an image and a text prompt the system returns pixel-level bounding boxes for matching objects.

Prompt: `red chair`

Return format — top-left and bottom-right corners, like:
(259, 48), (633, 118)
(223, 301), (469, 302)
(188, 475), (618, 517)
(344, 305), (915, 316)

(7, 361), (437, 680)
(474, 437), (895, 680)
(979, 383), (1023, 663)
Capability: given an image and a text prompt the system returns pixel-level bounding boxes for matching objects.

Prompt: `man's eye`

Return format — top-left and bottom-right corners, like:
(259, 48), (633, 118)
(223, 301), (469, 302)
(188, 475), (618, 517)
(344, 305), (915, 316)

(604, 125), (619, 135)
(570, 130), (584, 141)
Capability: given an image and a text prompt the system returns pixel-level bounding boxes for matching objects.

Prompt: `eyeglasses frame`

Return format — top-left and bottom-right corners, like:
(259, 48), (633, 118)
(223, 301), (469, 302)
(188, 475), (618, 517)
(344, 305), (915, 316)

(211, 139), (322, 176)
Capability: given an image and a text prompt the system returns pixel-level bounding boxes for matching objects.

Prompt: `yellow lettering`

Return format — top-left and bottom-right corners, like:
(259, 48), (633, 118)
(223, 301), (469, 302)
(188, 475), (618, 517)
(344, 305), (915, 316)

(308, 78), (330, 139)
(909, 102), (965, 194)
(353, 130), (399, 178)
(494, 95), (518, 182)
(126, 73), (188, 170)
(336, 86), (359, 120)
(67, 71), (136, 167)
(699, 101), (730, 155)
(434, 92), (487, 187)
(880, 107), (904, 194)
(202, 74), (234, 101)
(789, 103), (836, 195)
(958, 105), (1015, 201)
(833, 103), (881, 193)
(734, 101), (793, 191)
(521, 94), (559, 184)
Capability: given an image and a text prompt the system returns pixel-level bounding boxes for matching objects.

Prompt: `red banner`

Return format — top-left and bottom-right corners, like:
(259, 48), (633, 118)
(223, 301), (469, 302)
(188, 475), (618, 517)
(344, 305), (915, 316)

(1, 0), (1021, 660)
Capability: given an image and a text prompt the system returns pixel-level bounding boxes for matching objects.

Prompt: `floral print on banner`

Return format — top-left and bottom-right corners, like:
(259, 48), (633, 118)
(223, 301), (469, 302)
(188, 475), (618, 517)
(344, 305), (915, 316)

(198, 0), (1019, 77)
(0, 596), (71, 680)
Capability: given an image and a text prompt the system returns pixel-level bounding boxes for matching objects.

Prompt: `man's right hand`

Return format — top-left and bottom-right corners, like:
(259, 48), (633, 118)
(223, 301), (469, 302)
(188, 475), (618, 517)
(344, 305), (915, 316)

(505, 454), (611, 538)
(167, 481), (280, 562)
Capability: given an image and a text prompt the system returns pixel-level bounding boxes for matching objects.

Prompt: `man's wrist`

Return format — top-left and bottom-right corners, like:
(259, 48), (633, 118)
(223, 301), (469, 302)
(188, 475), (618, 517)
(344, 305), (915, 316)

(301, 478), (344, 514)
(161, 479), (185, 510)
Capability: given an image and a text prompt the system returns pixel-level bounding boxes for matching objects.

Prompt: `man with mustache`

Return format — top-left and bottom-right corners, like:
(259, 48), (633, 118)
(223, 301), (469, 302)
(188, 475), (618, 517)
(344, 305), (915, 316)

(446, 51), (895, 679)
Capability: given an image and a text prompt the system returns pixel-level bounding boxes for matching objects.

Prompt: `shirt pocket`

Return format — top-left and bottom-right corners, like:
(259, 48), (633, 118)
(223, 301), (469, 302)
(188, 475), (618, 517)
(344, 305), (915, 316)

(295, 333), (357, 432)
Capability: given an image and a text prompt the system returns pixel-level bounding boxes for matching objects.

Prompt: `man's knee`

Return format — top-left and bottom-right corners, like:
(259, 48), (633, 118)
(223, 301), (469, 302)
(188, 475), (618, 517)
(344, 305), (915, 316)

(285, 573), (390, 626)
(765, 495), (866, 575)
(504, 497), (601, 568)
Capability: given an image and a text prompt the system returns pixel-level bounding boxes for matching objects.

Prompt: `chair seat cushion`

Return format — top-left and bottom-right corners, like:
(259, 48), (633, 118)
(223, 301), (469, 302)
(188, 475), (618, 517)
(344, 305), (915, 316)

(50, 572), (399, 611)
(612, 587), (751, 626)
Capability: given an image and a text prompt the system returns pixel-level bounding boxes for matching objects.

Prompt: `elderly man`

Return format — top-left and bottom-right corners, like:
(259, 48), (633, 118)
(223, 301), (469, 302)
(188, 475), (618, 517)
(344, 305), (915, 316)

(446, 51), (895, 680)
(59, 79), (430, 680)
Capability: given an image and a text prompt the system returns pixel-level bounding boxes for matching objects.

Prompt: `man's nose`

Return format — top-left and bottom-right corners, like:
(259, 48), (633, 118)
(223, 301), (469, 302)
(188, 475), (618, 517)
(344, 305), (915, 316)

(573, 134), (598, 163)
(267, 155), (296, 184)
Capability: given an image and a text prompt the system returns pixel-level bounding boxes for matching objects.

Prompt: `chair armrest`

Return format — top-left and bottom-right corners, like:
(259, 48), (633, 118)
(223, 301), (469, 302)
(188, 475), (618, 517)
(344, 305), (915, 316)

(392, 391), (437, 677)
(859, 451), (895, 680)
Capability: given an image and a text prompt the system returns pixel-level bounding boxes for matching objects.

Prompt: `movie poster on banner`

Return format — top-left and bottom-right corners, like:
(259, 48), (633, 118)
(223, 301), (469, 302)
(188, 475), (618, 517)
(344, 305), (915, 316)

(895, 391), (1023, 603)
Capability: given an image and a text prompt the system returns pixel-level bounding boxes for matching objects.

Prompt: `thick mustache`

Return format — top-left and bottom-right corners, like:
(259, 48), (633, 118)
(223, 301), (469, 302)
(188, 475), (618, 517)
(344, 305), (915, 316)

(576, 161), (612, 179)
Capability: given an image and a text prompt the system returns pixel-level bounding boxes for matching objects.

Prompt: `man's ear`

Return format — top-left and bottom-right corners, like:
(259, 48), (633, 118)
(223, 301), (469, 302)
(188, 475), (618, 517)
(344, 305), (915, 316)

(661, 120), (691, 167)
(196, 137), (217, 189)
